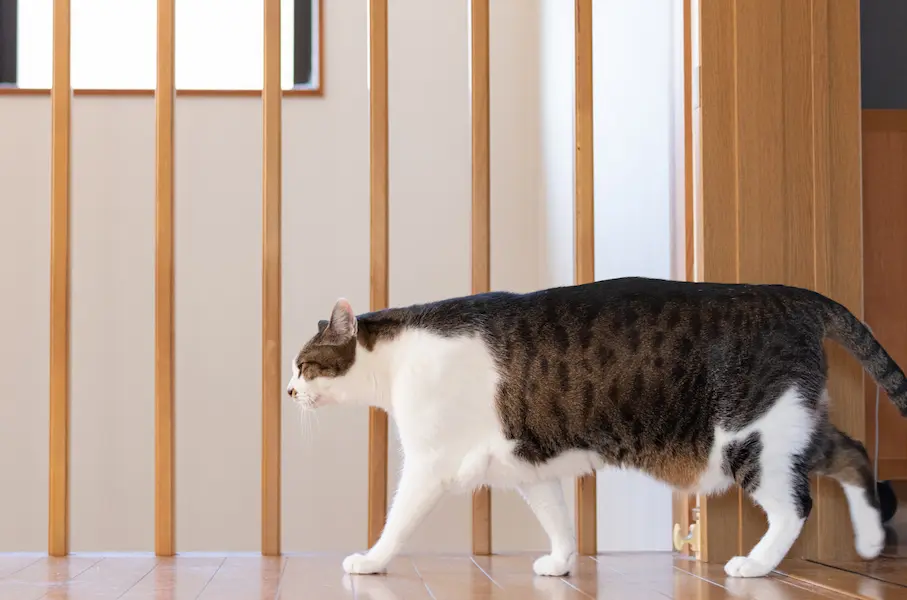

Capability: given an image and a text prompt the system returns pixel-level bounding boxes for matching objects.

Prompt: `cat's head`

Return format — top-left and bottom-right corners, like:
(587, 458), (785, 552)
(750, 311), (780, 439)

(286, 298), (370, 409)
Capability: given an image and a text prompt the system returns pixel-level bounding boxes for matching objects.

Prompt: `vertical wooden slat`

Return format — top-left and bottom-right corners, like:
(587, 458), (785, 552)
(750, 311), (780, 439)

(368, 0), (390, 550)
(470, 0), (492, 557)
(48, 0), (71, 559)
(573, 0), (596, 557)
(672, 0), (696, 558)
(814, 0), (864, 562)
(154, 0), (175, 557)
(262, 0), (282, 557)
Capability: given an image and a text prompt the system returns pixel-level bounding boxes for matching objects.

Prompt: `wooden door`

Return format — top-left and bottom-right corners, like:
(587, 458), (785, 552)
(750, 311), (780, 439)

(694, 0), (864, 563)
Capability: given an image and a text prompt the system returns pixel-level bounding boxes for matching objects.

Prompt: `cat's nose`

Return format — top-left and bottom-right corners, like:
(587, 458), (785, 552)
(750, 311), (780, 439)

(287, 387), (297, 398)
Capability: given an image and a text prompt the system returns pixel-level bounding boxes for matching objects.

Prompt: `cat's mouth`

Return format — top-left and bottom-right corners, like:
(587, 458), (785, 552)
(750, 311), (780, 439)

(295, 393), (325, 409)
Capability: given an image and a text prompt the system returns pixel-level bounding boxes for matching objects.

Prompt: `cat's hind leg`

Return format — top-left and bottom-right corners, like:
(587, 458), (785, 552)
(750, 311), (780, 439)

(517, 479), (576, 576)
(814, 425), (884, 559)
(724, 387), (816, 578)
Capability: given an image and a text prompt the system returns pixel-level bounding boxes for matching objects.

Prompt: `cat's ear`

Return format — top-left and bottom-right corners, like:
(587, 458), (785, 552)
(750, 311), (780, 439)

(317, 320), (329, 334)
(328, 298), (357, 338)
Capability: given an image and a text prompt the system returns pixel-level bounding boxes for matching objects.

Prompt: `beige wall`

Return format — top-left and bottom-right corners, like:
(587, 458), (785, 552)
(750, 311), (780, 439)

(0, 97), (51, 553)
(0, 0), (547, 553)
(70, 97), (156, 552)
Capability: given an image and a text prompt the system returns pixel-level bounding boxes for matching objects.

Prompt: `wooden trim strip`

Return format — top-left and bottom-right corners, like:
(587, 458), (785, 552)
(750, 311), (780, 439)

(574, 0), (597, 557)
(470, 0), (492, 557)
(862, 109), (907, 132)
(48, 0), (71, 558)
(0, 86), (52, 95)
(75, 89), (156, 96)
(683, 0), (694, 284)
(261, 0), (283, 558)
(367, 0), (389, 550)
(0, 89), (324, 97)
(154, 0), (176, 557)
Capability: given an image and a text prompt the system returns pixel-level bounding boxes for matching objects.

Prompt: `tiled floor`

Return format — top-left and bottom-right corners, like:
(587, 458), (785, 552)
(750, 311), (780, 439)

(1, 552), (903, 600)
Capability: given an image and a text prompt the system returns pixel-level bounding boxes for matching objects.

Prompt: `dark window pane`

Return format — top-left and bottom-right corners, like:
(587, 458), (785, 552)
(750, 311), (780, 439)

(861, 0), (907, 109)
(0, 0), (17, 84)
(294, 0), (312, 86)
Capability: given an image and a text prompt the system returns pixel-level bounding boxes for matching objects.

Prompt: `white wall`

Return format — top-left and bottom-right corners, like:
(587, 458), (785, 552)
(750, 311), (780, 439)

(591, 0), (678, 552)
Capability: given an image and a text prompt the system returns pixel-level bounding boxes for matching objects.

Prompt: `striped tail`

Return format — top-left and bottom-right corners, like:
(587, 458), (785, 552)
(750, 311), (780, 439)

(821, 297), (907, 416)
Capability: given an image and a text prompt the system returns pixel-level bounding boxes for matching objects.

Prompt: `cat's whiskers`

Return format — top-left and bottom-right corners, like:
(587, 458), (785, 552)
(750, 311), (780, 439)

(294, 400), (321, 448)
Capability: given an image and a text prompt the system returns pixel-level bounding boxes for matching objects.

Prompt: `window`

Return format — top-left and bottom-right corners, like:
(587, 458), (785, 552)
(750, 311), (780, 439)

(0, 0), (320, 91)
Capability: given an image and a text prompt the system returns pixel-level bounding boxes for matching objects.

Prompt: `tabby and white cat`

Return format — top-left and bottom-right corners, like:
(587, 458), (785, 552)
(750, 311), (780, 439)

(286, 277), (906, 578)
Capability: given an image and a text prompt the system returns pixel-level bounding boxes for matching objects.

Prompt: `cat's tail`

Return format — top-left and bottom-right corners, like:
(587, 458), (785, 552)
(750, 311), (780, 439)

(819, 295), (907, 416)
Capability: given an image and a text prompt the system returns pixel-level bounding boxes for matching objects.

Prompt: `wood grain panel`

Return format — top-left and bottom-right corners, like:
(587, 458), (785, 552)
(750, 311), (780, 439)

(261, 0), (282, 557)
(697, 0), (740, 564)
(733, 0), (786, 553)
(573, 0), (596, 557)
(814, 0), (864, 562)
(368, 0), (389, 550)
(863, 113), (907, 481)
(470, 0), (492, 557)
(154, 0), (176, 558)
(49, 0), (72, 558)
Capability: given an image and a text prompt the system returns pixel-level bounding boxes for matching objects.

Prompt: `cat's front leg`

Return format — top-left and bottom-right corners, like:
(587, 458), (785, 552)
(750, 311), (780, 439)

(343, 462), (445, 575)
(518, 479), (576, 576)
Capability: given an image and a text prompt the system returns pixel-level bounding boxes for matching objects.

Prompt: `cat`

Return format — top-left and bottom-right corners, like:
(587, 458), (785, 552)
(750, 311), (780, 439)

(286, 277), (907, 578)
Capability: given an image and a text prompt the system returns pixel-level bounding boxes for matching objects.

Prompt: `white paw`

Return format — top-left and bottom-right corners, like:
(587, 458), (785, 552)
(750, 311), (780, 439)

(533, 553), (574, 577)
(724, 556), (773, 578)
(856, 524), (885, 560)
(342, 553), (386, 575)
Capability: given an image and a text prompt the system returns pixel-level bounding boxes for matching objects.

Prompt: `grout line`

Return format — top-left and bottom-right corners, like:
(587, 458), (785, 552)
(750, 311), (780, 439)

(561, 576), (595, 599)
(410, 558), (438, 600)
(469, 556), (503, 590)
(193, 557), (226, 600)
(270, 556), (289, 600)
(0, 556), (45, 580)
(672, 565), (733, 591)
(115, 560), (160, 599)
(803, 559), (907, 590)
(38, 557), (106, 600)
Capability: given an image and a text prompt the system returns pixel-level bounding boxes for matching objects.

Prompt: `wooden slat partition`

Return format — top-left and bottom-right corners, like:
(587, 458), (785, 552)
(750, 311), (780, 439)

(367, 0), (390, 550)
(154, 0), (176, 557)
(573, 0), (596, 557)
(470, 0), (492, 557)
(262, 0), (282, 557)
(49, 0), (72, 558)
